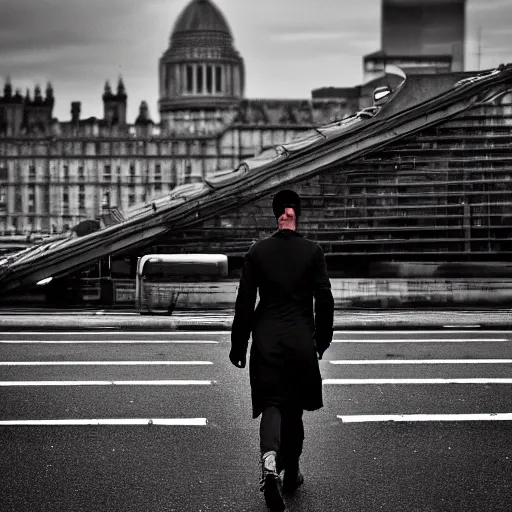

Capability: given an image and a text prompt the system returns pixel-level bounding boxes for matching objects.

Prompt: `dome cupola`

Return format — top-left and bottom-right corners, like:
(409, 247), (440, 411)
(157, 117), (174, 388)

(172, 0), (232, 36)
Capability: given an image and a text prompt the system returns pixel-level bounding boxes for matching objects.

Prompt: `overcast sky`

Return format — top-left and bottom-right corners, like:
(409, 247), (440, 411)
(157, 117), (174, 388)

(0, 0), (510, 122)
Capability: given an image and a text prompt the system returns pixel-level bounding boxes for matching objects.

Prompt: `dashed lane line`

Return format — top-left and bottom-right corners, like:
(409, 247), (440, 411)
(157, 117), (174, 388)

(0, 380), (217, 386)
(333, 330), (512, 335)
(332, 338), (509, 343)
(0, 418), (208, 426)
(0, 331), (229, 336)
(329, 359), (512, 365)
(0, 361), (213, 366)
(323, 378), (512, 384)
(337, 413), (512, 423)
(0, 340), (219, 344)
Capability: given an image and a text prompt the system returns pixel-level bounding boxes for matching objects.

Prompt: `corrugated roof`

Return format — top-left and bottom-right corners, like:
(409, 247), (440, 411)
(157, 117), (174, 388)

(1, 64), (511, 292)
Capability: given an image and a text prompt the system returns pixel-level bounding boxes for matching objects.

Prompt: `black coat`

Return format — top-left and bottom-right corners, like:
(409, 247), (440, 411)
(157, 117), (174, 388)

(230, 229), (334, 418)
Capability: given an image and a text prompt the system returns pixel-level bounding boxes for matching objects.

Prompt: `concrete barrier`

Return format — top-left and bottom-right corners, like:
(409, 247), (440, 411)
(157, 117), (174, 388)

(113, 278), (512, 309)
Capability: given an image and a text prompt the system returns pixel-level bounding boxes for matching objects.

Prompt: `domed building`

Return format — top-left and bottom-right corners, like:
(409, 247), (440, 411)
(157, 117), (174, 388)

(159, 0), (245, 134)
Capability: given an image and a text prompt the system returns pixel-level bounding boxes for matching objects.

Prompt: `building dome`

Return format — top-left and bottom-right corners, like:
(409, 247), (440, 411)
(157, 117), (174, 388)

(172, 0), (232, 37)
(159, 0), (245, 132)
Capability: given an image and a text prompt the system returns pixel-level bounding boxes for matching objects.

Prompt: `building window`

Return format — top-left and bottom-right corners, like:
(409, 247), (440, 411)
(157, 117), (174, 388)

(0, 186), (6, 205)
(28, 186), (36, 213)
(215, 66), (223, 93)
(62, 187), (69, 213)
(104, 165), (111, 182)
(155, 163), (162, 192)
(171, 161), (177, 185)
(206, 66), (213, 94)
(184, 161), (192, 184)
(0, 167), (7, 181)
(102, 190), (110, 208)
(186, 65), (193, 93)
(15, 190), (22, 212)
(42, 186), (50, 214)
(128, 191), (136, 206)
(79, 185), (85, 211)
(63, 165), (69, 181)
(29, 165), (36, 181)
(129, 164), (136, 183)
(196, 65), (203, 94)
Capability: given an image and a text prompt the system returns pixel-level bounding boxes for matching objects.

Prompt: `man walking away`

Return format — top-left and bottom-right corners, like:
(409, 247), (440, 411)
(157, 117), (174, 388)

(229, 189), (335, 511)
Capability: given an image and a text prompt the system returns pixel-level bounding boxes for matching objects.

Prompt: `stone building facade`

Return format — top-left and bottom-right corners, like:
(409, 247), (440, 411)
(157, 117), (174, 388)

(0, 0), (348, 235)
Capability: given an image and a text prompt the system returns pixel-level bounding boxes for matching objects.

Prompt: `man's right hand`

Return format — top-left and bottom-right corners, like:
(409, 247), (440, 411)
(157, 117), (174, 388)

(229, 350), (246, 368)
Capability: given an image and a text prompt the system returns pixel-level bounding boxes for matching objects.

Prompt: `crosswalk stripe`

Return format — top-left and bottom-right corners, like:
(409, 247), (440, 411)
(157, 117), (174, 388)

(329, 359), (512, 365)
(0, 418), (208, 426)
(0, 361), (213, 366)
(332, 338), (508, 343)
(0, 380), (216, 386)
(0, 340), (219, 344)
(323, 378), (512, 384)
(0, 331), (228, 336)
(333, 330), (512, 334)
(337, 413), (512, 423)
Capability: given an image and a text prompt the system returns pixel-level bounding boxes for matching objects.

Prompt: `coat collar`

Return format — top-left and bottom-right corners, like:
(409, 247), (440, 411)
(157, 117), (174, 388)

(272, 229), (303, 238)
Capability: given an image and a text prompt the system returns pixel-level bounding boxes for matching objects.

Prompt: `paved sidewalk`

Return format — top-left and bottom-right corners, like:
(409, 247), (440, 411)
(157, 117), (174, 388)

(0, 309), (511, 330)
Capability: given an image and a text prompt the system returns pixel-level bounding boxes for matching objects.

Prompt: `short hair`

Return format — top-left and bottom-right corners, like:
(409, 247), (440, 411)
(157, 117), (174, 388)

(272, 189), (301, 219)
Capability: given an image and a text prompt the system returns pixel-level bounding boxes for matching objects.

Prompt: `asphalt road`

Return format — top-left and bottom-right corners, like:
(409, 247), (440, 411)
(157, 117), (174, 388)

(1, 327), (512, 512)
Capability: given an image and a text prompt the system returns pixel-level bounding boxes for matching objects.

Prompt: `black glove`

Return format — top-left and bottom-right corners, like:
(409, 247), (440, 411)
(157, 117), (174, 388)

(229, 350), (246, 368)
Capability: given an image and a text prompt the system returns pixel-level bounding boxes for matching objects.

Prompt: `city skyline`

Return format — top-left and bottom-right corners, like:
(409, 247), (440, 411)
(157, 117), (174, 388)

(0, 0), (510, 123)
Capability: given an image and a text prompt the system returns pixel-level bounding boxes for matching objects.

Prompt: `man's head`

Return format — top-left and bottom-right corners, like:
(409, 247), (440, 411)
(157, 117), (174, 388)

(272, 189), (301, 231)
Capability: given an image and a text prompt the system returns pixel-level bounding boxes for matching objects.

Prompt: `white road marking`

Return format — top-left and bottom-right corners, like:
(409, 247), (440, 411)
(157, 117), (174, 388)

(337, 413), (512, 423)
(333, 330), (512, 335)
(332, 338), (508, 343)
(0, 418), (208, 426)
(0, 380), (216, 386)
(0, 329), (511, 336)
(443, 325), (481, 328)
(0, 340), (219, 344)
(329, 359), (512, 365)
(0, 361), (213, 366)
(0, 331), (229, 336)
(323, 378), (512, 384)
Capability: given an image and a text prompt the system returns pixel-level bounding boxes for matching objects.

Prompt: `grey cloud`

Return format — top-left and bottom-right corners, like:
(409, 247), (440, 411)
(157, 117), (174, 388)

(0, 0), (133, 57)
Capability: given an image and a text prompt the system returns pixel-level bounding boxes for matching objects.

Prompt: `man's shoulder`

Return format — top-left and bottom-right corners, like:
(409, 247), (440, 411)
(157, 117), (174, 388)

(251, 232), (319, 251)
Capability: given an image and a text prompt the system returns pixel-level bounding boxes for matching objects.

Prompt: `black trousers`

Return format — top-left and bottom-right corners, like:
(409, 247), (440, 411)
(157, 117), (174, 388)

(260, 404), (304, 464)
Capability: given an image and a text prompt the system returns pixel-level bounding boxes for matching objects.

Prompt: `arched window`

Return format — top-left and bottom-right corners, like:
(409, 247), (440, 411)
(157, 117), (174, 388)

(186, 65), (193, 93)
(196, 65), (204, 94)
(206, 66), (213, 94)
(215, 66), (223, 93)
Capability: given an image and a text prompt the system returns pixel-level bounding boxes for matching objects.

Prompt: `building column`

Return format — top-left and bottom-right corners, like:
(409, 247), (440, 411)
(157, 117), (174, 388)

(181, 64), (186, 93)
(226, 64), (232, 96)
(233, 67), (240, 97)
(175, 64), (181, 95)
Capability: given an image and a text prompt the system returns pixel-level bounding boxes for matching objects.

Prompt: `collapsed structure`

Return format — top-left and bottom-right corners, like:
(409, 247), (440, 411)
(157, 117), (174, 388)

(1, 63), (512, 305)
